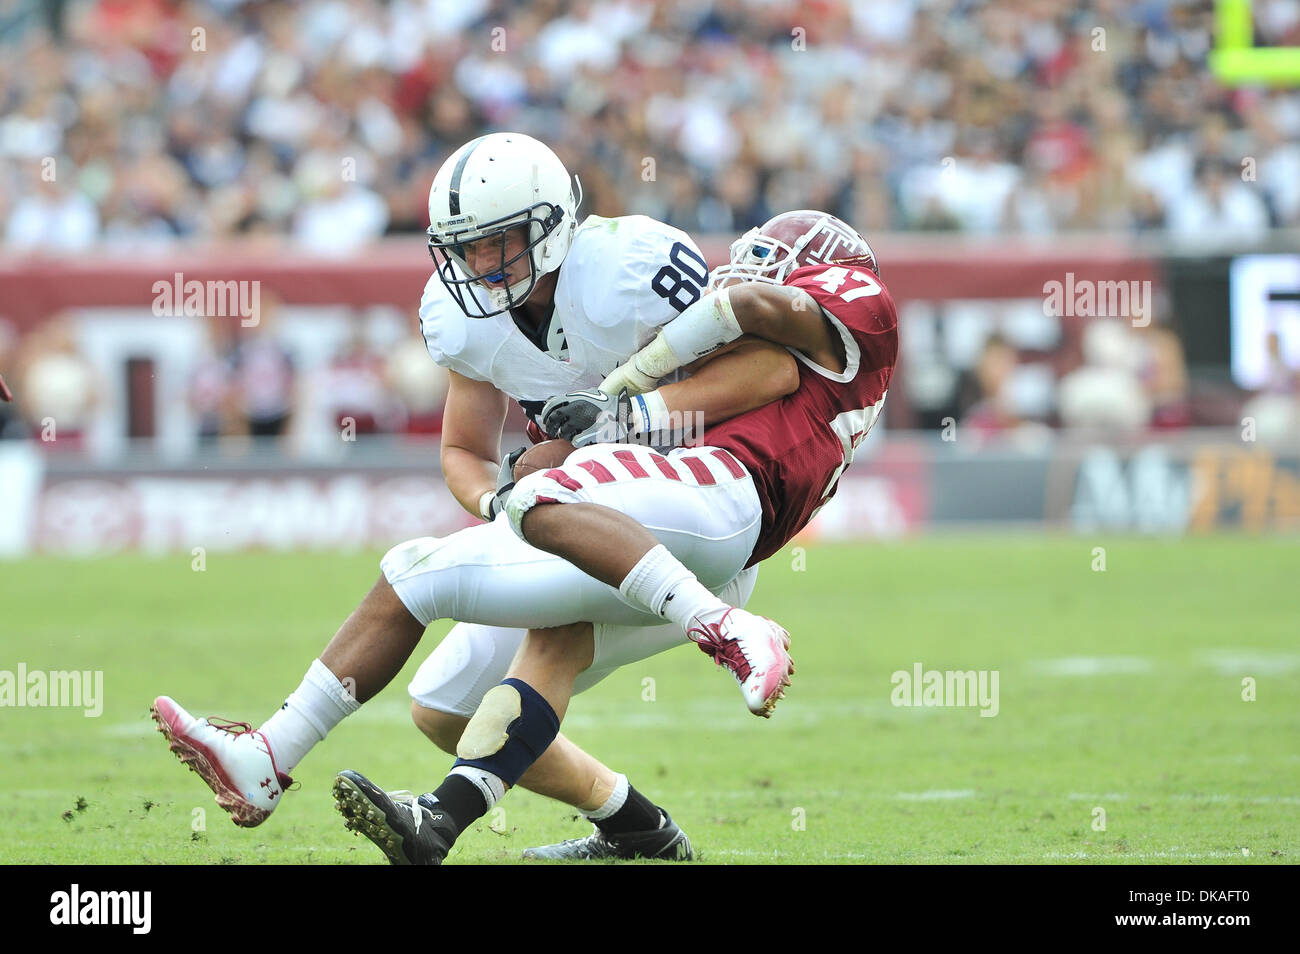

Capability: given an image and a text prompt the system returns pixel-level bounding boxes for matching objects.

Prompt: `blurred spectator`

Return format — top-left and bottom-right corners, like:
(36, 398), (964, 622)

(0, 321), (27, 439)
(899, 128), (1021, 233)
(14, 315), (101, 449)
(1247, 108), (1300, 228)
(1236, 330), (1299, 443)
(1240, 396), (1299, 445)
(1259, 330), (1300, 396)
(959, 334), (1020, 436)
(316, 324), (397, 434)
(229, 301), (294, 438)
(291, 153), (389, 255)
(5, 160), (99, 253)
(386, 335), (451, 435)
(1058, 321), (1151, 433)
(1165, 158), (1270, 246)
(1139, 323), (1192, 429)
(188, 318), (237, 442)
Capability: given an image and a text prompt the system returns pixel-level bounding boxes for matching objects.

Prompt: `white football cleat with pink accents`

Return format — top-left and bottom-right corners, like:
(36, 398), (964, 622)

(151, 696), (292, 827)
(687, 608), (793, 717)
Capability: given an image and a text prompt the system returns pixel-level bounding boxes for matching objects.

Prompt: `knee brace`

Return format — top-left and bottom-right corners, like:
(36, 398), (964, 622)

(452, 678), (560, 787)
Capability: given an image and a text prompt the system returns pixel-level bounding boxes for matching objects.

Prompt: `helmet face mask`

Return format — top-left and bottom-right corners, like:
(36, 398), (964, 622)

(709, 210), (878, 291)
(426, 133), (581, 319)
(427, 201), (566, 318)
(707, 228), (801, 289)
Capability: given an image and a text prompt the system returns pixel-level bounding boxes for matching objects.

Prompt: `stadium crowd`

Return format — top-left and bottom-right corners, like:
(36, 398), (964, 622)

(2, 0), (1298, 449)
(2, 0), (1300, 253)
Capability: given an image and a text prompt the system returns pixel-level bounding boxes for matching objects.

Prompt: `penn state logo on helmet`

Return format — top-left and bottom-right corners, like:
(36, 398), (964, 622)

(709, 210), (878, 290)
(426, 133), (583, 319)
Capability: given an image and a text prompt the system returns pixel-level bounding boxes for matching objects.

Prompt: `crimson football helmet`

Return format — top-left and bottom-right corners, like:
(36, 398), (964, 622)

(709, 210), (878, 290)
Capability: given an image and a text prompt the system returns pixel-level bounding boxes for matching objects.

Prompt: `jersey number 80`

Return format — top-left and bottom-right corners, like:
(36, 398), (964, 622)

(650, 242), (710, 312)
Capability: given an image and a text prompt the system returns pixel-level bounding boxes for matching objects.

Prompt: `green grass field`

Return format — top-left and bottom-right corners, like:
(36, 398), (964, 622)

(1, 536), (1297, 864)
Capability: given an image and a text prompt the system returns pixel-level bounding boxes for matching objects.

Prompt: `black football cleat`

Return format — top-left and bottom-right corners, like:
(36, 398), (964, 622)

(333, 769), (456, 865)
(522, 809), (692, 861)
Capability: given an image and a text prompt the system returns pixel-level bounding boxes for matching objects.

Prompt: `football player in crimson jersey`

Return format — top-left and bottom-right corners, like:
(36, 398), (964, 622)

(523, 209), (895, 709)
(563, 209), (895, 566)
(330, 211), (898, 863)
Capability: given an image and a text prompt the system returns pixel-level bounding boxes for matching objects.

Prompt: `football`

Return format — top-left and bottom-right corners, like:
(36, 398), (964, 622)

(512, 438), (576, 481)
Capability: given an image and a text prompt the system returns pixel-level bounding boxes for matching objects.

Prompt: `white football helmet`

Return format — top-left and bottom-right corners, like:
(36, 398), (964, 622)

(426, 133), (582, 318)
(708, 210), (878, 291)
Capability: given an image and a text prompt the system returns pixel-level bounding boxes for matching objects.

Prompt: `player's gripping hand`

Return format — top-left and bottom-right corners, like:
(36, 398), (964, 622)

(599, 359), (659, 397)
(541, 388), (633, 447)
(483, 445), (527, 519)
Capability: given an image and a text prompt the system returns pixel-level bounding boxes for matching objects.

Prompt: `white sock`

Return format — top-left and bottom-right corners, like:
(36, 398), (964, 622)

(619, 544), (729, 632)
(258, 659), (360, 772)
(584, 773), (629, 821)
(448, 764), (507, 810)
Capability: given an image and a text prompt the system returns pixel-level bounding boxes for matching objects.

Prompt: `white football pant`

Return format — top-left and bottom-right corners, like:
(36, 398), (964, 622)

(385, 443), (762, 717)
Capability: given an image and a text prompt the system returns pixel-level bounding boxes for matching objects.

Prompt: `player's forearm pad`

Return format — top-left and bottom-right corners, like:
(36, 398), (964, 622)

(640, 286), (742, 378)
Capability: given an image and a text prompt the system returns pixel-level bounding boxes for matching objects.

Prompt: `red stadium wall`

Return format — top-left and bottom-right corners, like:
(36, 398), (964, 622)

(0, 234), (1158, 329)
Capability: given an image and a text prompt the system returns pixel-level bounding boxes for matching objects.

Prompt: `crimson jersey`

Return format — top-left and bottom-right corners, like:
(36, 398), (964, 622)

(702, 256), (898, 566)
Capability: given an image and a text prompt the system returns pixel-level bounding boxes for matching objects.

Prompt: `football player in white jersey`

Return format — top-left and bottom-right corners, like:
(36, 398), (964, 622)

(151, 133), (798, 862)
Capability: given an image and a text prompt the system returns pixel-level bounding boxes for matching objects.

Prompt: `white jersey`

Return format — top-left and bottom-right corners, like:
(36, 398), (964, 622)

(419, 214), (708, 428)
